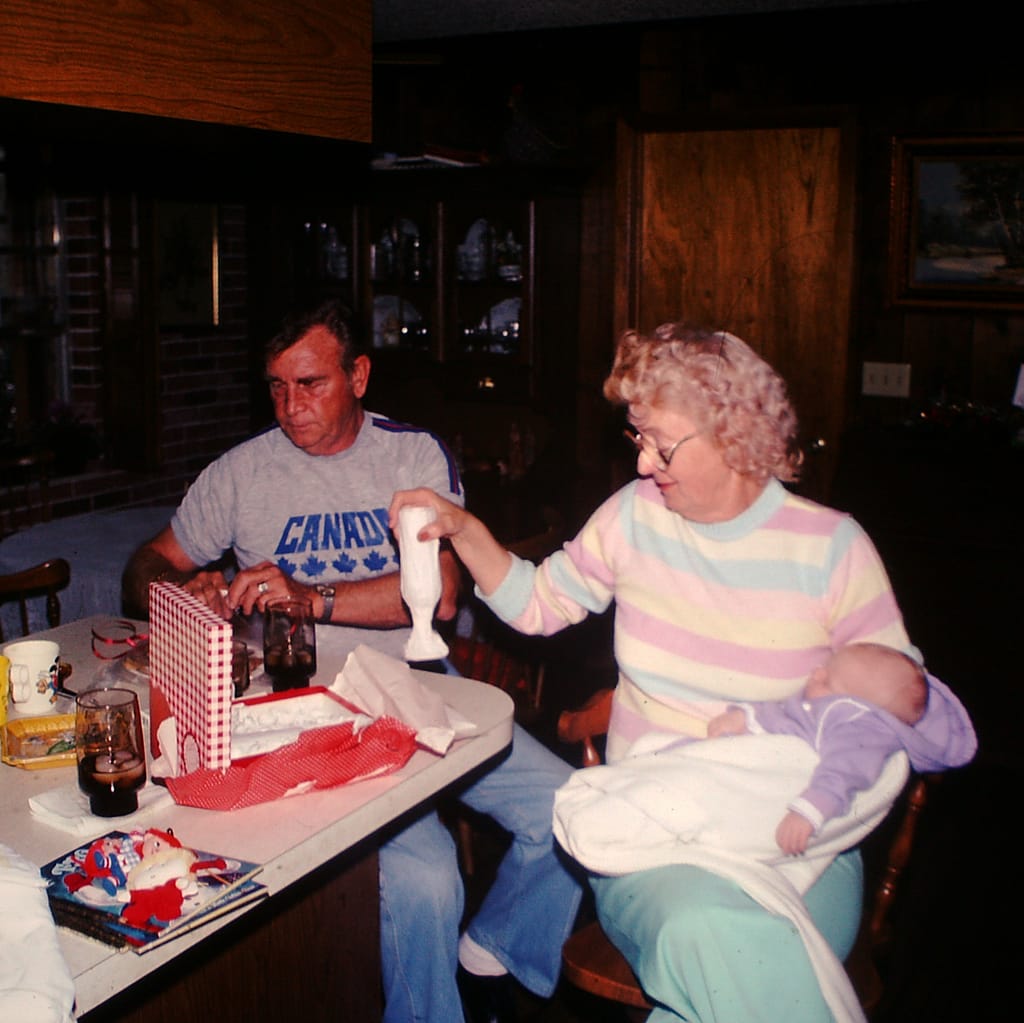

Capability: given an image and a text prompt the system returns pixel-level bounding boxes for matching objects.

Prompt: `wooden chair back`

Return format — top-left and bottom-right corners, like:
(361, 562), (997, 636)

(0, 558), (71, 642)
(556, 687), (932, 1018)
(0, 449), (54, 539)
(448, 632), (546, 719)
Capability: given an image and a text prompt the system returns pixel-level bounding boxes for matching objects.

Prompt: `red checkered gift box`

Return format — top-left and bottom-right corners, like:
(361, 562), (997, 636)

(149, 582), (233, 774)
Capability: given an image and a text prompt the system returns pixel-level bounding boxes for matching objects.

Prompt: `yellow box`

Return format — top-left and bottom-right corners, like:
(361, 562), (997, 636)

(2, 714), (76, 770)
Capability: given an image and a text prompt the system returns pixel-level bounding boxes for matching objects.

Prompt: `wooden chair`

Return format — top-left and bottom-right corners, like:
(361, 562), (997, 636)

(0, 558), (71, 642)
(556, 688), (933, 1019)
(0, 449), (54, 539)
(448, 629), (547, 722)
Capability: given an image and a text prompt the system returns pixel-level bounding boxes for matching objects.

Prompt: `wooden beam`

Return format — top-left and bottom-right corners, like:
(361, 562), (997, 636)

(0, 0), (370, 142)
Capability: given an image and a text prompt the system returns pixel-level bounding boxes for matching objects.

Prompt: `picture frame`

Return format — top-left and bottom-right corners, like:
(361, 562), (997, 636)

(889, 134), (1024, 309)
(156, 202), (220, 327)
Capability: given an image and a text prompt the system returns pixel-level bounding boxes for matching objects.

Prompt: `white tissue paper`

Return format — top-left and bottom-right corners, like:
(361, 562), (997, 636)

(332, 644), (476, 755)
(229, 692), (371, 760)
(397, 505), (450, 662)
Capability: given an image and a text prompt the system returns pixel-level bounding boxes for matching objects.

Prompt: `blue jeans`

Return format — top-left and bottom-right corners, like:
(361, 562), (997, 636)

(592, 849), (863, 1023)
(379, 723), (583, 1023)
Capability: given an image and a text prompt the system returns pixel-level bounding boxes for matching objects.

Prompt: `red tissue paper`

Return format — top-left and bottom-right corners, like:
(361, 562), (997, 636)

(165, 716), (418, 811)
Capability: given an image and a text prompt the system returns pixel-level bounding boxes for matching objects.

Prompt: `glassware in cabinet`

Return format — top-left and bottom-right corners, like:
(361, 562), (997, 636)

(444, 197), (532, 364)
(364, 199), (439, 353)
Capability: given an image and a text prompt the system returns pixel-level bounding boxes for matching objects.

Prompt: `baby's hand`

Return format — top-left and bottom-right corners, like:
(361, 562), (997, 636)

(776, 811), (815, 856)
(707, 707), (748, 738)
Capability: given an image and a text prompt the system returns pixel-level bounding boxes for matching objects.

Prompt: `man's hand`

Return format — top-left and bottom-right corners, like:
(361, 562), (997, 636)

(182, 570), (233, 618)
(776, 811), (815, 856)
(225, 562), (312, 617)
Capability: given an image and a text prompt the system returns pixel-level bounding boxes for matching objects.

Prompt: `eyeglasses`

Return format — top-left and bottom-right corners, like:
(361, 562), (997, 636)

(623, 424), (701, 472)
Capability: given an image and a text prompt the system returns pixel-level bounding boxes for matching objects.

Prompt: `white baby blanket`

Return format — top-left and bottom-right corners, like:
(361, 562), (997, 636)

(552, 733), (909, 1023)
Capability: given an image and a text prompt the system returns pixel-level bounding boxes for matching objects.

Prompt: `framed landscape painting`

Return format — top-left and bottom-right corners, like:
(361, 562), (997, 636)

(889, 135), (1024, 309)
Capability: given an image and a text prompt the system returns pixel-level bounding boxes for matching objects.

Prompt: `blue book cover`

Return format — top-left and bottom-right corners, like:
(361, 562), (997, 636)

(41, 828), (266, 953)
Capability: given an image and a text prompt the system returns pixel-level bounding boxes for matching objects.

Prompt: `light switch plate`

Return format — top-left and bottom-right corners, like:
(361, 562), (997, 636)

(862, 362), (911, 397)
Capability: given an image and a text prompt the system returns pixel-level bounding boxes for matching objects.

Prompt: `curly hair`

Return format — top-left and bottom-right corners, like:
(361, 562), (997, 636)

(603, 322), (802, 484)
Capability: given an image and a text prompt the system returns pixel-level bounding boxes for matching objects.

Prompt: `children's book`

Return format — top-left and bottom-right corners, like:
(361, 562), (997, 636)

(40, 828), (267, 953)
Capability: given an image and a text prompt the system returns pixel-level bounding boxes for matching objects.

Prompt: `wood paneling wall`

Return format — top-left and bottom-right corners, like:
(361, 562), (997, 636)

(0, 0), (370, 142)
(613, 120), (856, 499)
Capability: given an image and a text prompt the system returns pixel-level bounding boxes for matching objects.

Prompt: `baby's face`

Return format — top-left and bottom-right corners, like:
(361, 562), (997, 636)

(803, 647), (922, 722)
(804, 648), (892, 704)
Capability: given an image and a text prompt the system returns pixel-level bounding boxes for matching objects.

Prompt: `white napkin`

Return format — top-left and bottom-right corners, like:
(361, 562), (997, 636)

(332, 644), (476, 755)
(28, 782), (174, 838)
(0, 843), (76, 1023)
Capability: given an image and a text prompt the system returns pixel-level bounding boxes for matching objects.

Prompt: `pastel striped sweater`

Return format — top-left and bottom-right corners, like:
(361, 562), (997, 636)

(481, 477), (915, 762)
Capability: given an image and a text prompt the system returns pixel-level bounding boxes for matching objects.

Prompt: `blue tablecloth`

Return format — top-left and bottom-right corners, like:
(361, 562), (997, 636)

(0, 506), (176, 637)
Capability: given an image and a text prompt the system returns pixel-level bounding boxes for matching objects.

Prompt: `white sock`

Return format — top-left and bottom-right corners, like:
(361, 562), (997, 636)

(458, 931), (508, 977)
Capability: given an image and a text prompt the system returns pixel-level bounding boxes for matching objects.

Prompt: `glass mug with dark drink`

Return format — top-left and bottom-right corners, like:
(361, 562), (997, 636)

(263, 597), (317, 692)
(76, 688), (147, 817)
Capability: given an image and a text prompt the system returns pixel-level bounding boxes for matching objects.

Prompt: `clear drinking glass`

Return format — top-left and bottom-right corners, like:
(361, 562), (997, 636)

(263, 597), (317, 692)
(75, 688), (147, 817)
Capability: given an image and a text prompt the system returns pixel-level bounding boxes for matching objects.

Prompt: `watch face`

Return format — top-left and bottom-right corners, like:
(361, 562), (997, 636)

(317, 584), (335, 596)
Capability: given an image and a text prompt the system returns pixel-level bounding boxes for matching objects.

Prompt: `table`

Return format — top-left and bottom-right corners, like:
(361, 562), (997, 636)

(0, 615), (514, 1021)
(0, 505), (176, 637)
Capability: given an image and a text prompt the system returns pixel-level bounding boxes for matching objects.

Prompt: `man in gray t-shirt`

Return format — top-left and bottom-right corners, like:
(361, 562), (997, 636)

(123, 300), (581, 1023)
(123, 300), (462, 639)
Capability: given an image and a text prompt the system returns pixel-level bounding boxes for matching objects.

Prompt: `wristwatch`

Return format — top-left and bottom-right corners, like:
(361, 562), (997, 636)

(314, 583), (336, 624)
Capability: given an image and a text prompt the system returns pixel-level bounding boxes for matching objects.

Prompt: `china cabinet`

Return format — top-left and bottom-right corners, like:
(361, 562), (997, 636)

(255, 169), (581, 501)
(360, 171), (580, 534)
(357, 171), (560, 410)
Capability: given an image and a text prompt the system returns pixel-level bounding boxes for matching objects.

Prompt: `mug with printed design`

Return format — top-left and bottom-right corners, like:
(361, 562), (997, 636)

(3, 639), (60, 716)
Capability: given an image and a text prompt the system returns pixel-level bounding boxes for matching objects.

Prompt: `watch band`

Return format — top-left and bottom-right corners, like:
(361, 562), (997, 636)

(317, 585), (336, 624)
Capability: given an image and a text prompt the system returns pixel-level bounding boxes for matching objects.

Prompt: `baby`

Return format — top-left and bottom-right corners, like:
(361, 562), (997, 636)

(708, 643), (928, 855)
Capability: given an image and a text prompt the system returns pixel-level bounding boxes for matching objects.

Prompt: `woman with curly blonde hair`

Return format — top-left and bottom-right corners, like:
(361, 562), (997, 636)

(605, 323), (802, 484)
(392, 321), (924, 1023)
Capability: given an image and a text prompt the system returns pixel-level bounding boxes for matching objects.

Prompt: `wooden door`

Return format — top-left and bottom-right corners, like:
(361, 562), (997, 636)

(616, 122), (856, 500)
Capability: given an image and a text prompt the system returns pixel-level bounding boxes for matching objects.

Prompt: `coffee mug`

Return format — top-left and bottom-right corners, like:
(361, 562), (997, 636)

(3, 639), (60, 716)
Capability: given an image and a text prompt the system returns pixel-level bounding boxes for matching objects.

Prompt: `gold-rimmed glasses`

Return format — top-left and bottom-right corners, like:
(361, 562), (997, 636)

(623, 424), (701, 472)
